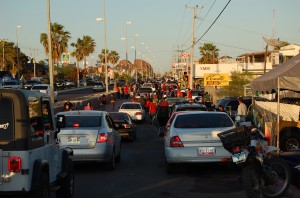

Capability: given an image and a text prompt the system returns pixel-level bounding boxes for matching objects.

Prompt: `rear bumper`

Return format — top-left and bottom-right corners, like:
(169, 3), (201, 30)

(69, 143), (112, 162)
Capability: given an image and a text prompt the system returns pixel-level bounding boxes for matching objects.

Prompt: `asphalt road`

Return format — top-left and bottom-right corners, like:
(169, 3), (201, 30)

(53, 89), (299, 198)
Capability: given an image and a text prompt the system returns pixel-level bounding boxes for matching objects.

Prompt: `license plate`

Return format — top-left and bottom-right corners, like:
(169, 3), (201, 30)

(67, 137), (80, 144)
(232, 152), (246, 163)
(198, 147), (215, 155)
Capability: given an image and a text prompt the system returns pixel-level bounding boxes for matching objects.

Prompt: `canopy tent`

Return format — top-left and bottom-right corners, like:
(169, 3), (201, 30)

(251, 54), (300, 93)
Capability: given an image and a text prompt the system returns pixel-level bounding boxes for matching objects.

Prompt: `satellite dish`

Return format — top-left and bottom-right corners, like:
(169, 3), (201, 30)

(262, 37), (284, 48)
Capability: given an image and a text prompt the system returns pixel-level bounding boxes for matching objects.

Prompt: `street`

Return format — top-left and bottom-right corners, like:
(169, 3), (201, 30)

(69, 96), (247, 198)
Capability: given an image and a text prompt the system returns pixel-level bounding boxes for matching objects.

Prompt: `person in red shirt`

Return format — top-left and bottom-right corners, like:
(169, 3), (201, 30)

(124, 85), (129, 99)
(149, 99), (157, 121)
(159, 97), (169, 107)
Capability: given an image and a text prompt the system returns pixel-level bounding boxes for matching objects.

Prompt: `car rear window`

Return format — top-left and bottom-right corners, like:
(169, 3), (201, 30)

(121, 104), (141, 109)
(0, 97), (13, 141)
(174, 113), (233, 128)
(138, 88), (152, 92)
(65, 116), (102, 127)
(109, 113), (128, 120)
(176, 106), (207, 111)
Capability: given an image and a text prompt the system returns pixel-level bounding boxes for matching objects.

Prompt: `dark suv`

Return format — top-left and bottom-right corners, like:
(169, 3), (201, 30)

(216, 97), (253, 118)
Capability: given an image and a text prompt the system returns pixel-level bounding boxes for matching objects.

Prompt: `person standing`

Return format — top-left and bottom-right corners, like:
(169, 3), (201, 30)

(64, 99), (73, 110)
(149, 99), (157, 123)
(237, 97), (247, 121)
(84, 101), (93, 110)
(124, 85), (129, 99)
(63, 104), (72, 111)
(204, 92), (212, 109)
(110, 93), (116, 111)
(101, 94), (106, 111)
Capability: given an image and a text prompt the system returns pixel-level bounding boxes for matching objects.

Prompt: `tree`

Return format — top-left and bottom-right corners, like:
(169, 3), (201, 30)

(109, 50), (120, 68)
(40, 22), (71, 65)
(199, 43), (219, 64)
(98, 49), (110, 65)
(70, 38), (84, 87)
(217, 71), (254, 98)
(82, 35), (96, 70)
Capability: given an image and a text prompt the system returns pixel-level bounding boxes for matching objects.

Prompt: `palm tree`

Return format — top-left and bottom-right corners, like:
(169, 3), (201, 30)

(109, 50), (120, 68)
(199, 43), (219, 64)
(98, 49), (110, 64)
(40, 22), (71, 65)
(82, 35), (96, 70)
(70, 38), (84, 87)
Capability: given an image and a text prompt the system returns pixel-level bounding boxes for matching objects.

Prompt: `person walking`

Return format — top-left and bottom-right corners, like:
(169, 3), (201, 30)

(149, 99), (157, 124)
(237, 97), (247, 121)
(110, 93), (116, 111)
(63, 104), (72, 111)
(84, 101), (93, 110)
(101, 94), (106, 111)
(204, 92), (212, 109)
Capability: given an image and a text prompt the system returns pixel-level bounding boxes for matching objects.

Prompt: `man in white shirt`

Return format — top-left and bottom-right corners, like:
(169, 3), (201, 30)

(237, 97), (247, 121)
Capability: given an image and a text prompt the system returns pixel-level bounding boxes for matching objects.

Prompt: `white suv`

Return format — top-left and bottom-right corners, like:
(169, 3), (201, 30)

(31, 84), (58, 102)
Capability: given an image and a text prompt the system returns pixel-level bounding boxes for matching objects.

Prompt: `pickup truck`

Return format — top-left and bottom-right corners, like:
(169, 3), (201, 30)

(0, 88), (74, 197)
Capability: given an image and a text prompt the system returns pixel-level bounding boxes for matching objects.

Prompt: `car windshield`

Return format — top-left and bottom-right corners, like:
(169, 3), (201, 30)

(3, 81), (18, 85)
(138, 88), (152, 92)
(65, 116), (102, 127)
(174, 113), (233, 128)
(121, 103), (141, 109)
(32, 86), (47, 90)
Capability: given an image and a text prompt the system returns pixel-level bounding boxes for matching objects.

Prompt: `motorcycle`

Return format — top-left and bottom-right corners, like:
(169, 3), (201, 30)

(218, 116), (291, 198)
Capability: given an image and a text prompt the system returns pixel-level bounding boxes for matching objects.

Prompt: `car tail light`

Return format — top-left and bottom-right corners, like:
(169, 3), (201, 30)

(73, 123), (80, 127)
(232, 146), (241, 154)
(96, 132), (107, 143)
(170, 136), (184, 147)
(135, 112), (142, 116)
(123, 124), (130, 129)
(8, 156), (22, 172)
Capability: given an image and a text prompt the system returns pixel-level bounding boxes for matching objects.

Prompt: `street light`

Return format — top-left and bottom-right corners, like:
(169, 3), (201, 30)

(16, 25), (22, 81)
(96, 0), (108, 93)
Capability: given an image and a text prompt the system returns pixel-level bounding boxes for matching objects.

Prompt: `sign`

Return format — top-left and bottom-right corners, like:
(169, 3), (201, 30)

(204, 73), (229, 87)
(61, 53), (70, 64)
(181, 53), (190, 58)
(173, 63), (187, 70)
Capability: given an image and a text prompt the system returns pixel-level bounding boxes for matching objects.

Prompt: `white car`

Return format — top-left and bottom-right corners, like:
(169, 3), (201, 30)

(142, 83), (156, 92)
(164, 111), (235, 173)
(93, 81), (106, 92)
(31, 84), (58, 102)
(118, 102), (145, 122)
(1, 81), (20, 89)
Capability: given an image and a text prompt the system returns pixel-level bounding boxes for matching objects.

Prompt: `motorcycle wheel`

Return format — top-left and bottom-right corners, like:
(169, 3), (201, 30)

(262, 157), (291, 198)
(242, 165), (264, 198)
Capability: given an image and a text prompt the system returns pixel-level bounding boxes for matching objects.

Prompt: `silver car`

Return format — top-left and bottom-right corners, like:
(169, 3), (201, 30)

(164, 111), (235, 173)
(55, 110), (121, 170)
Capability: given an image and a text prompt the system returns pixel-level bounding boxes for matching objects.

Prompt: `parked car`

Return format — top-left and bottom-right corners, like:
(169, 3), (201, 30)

(55, 110), (121, 170)
(55, 80), (65, 90)
(216, 96), (252, 118)
(93, 81), (106, 92)
(109, 112), (136, 141)
(23, 80), (39, 90)
(118, 102), (145, 123)
(64, 80), (76, 88)
(1, 81), (20, 89)
(31, 84), (58, 102)
(164, 111), (235, 173)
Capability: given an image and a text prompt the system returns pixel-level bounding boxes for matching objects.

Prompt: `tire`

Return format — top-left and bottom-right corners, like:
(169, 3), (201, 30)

(280, 130), (300, 151)
(262, 157), (291, 198)
(56, 159), (74, 198)
(31, 172), (50, 198)
(105, 150), (115, 171)
(242, 166), (263, 198)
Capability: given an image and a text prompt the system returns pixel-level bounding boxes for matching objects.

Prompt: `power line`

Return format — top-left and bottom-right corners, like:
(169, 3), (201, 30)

(184, 0), (231, 51)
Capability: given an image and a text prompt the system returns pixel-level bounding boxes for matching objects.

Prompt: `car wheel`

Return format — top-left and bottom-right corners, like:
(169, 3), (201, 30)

(105, 150), (115, 171)
(31, 172), (50, 198)
(280, 130), (300, 151)
(56, 159), (74, 198)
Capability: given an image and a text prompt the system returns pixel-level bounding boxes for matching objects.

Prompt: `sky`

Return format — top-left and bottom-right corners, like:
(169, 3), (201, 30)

(1, 0), (300, 74)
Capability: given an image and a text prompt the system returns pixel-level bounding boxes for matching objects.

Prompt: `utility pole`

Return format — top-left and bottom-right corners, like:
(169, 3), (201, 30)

(47, 0), (54, 104)
(186, 5), (203, 90)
